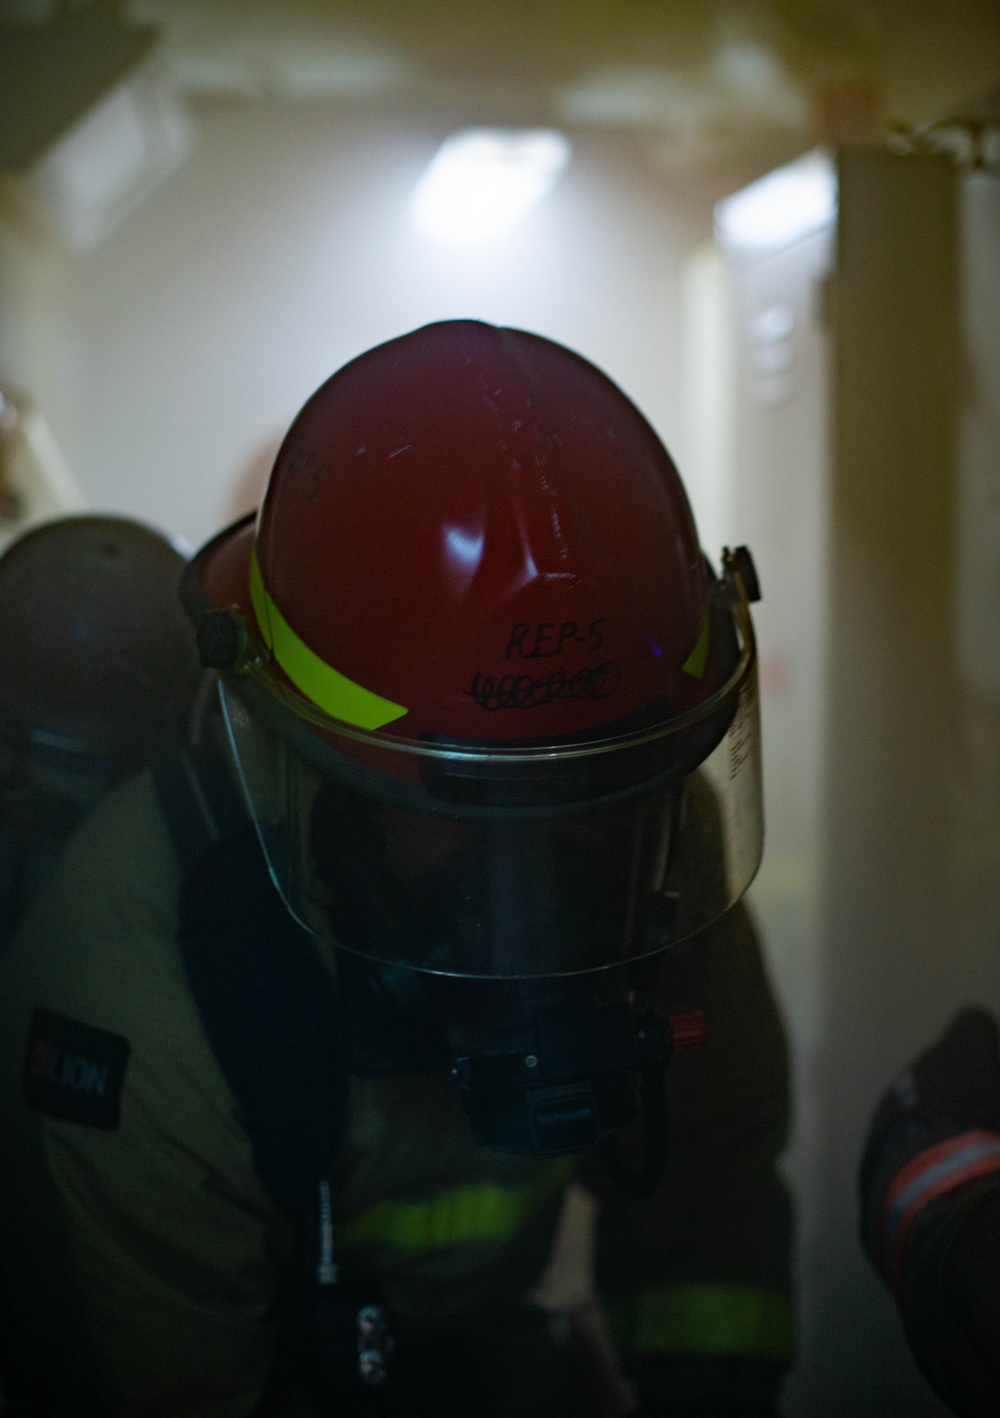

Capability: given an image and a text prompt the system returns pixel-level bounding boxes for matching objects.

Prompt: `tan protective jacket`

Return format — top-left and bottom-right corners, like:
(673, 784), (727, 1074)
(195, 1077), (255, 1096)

(0, 770), (793, 1416)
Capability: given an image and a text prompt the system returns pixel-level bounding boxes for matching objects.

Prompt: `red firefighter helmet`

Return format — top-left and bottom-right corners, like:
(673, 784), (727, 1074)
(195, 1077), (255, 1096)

(186, 321), (763, 978)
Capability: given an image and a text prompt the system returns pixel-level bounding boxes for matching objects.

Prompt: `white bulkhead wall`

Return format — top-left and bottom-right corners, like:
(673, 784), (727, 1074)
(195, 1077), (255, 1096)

(693, 148), (1000, 1416)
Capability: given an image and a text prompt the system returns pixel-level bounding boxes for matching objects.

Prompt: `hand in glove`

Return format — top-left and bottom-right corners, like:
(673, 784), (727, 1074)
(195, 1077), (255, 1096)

(859, 1007), (1000, 1295)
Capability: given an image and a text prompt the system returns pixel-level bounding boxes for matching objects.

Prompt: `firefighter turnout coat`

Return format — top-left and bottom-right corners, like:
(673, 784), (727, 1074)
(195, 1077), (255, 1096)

(0, 768), (793, 1416)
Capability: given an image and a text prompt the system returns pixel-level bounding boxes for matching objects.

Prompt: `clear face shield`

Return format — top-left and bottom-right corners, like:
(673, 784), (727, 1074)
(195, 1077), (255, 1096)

(217, 598), (763, 982)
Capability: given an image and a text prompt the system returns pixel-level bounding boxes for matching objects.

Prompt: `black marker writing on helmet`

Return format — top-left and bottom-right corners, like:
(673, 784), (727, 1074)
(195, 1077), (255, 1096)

(505, 619), (606, 660)
(467, 660), (620, 711)
(293, 449), (332, 500)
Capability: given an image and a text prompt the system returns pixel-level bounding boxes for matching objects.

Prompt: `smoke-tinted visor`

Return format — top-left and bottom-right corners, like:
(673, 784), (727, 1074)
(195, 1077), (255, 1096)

(218, 599), (763, 978)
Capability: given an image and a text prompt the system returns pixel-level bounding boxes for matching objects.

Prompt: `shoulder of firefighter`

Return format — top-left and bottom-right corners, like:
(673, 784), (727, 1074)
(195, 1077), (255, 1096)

(0, 758), (793, 1418)
(859, 1007), (1000, 1418)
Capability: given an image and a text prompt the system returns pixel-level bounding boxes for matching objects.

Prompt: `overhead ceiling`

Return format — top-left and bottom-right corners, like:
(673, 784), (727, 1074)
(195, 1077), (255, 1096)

(9, 0), (1000, 195)
(0, 8), (156, 169)
(128, 0), (1000, 192)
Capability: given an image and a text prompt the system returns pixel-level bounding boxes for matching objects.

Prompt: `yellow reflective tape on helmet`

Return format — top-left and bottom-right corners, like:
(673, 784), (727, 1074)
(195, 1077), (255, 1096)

(248, 548), (408, 731)
(339, 1158), (573, 1251)
(682, 614), (711, 679)
(609, 1283), (795, 1363)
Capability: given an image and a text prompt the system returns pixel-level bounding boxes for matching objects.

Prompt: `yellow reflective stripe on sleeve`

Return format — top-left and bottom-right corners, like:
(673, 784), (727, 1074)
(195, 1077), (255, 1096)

(339, 1159), (573, 1252)
(610, 1283), (795, 1363)
(682, 614), (711, 679)
(248, 549), (408, 731)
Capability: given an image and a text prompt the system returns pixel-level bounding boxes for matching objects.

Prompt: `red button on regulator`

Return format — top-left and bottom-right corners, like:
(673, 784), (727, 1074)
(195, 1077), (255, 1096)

(667, 1011), (708, 1053)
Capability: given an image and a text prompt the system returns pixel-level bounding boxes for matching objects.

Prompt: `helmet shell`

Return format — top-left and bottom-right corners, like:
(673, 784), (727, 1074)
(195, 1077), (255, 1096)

(203, 320), (719, 744)
(0, 516), (198, 756)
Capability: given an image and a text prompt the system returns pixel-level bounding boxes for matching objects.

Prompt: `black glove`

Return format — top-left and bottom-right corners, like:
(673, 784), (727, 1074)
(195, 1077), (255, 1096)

(859, 1007), (1000, 1289)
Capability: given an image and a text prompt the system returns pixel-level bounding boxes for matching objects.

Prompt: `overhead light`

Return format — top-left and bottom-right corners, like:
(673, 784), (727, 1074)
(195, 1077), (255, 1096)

(167, 38), (407, 101)
(715, 150), (836, 251)
(710, 22), (808, 126)
(24, 65), (194, 249)
(411, 128), (571, 245)
(559, 69), (705, 129)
